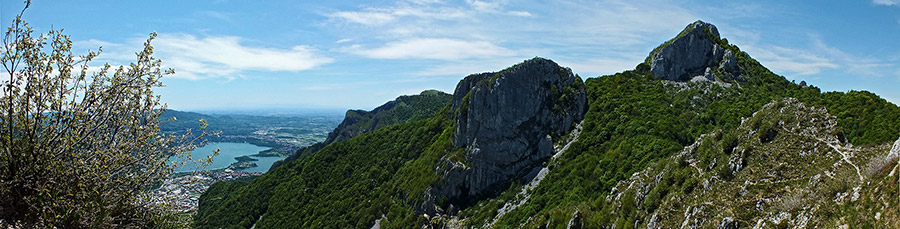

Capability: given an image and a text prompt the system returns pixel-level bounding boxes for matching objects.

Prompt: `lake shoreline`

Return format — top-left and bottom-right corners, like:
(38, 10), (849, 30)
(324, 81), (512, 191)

(175, 142), (284, 173)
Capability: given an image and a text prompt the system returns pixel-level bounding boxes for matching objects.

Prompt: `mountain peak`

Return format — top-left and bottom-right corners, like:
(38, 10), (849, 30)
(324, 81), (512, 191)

(685, 20), (719, 39)
(648, 20), (741, 82)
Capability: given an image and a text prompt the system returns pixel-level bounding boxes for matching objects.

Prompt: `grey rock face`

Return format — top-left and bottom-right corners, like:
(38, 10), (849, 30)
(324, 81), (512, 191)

(430, 58), (587, 210)
(650, 20), (742, 81)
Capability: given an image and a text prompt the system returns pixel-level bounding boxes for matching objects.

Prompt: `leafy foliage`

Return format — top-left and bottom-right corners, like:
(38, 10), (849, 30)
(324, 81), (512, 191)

(0, 4), (209, 227)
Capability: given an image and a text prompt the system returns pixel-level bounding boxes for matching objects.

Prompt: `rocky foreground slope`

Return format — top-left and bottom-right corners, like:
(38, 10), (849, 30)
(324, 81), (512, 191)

(598, 98), (899, 228)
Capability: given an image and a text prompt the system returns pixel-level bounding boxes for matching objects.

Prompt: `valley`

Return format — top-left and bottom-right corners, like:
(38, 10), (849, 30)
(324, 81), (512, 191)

(160, 110), (344, 157)
(153, 112), (343, 213)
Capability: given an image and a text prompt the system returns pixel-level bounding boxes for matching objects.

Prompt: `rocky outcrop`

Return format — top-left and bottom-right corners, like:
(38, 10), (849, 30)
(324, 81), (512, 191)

(428, 58), (587, 211)
(649, 20), (741, 81)
(600, 98), (898, 228)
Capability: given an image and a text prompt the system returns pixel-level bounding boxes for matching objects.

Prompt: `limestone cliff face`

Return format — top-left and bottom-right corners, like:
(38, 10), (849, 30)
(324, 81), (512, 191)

(427, 58), (587, 211)
(649, 20), (741, 82)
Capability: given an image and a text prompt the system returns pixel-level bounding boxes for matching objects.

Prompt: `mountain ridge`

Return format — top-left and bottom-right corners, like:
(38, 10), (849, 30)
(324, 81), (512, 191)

(272, 90), (452, 169)
(195, 21), (900, 228)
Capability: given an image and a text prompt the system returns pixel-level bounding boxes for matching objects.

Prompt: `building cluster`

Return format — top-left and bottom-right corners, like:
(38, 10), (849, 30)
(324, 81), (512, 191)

(151, 171), (263, 212)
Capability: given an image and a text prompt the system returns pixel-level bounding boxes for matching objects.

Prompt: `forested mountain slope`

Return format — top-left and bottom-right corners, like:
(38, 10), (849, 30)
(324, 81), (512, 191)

(195, 21), (900, 228)
(272, 90), (452, 169)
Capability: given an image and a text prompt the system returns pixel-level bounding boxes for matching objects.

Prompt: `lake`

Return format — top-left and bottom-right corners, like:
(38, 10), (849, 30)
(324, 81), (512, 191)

(174, 142), (283, 173)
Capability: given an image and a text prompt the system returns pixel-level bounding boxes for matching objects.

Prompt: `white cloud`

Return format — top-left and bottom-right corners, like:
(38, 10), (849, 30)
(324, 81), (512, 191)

(0, 72), (10, 86)
(72, 39), (132, 61)
(874, 0), (900, 6)
(330, 11), (396, 26)
(405, 0), (444, 5)
(467, 0), (501, 12)
(345, 38), (513, 60)
(744, 43), (838, 76)
(72, 35), (332, 80)
(327, 0), (698, 71)
(507, 11), (532, 17)
(329, 2), (474, 27)
(739, 35), (900, 79)
(145, 34), (330, 80)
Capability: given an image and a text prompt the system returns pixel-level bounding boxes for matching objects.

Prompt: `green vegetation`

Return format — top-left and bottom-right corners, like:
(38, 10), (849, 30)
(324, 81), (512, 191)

(196, 106), (456, 228)
(234, 156), (259, 162)
(0, 4), (209, 227)
(273, 90), (451, 169)
(323, 89), (452, 144)
(478, 33), (900, 228)
(582, 98), (900, 227)
(196, 24), (900, 228)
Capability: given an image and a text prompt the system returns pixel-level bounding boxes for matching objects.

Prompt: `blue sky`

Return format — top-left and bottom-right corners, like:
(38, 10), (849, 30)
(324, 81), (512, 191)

(2, 0), (900, 111)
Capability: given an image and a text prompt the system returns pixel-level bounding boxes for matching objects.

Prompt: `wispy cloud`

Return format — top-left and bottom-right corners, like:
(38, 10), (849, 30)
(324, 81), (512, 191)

(326, 0), (697, 78)
(742, 41), (838, 76)
(152, 34), (333, 80)
(507, 11), (532, 17)
(77, 35), (333, 80)
(741, 34), (898, 79)
(873, 0), (900, 6)
(330, 11), (396, 26)
(343, 38), (513, 60)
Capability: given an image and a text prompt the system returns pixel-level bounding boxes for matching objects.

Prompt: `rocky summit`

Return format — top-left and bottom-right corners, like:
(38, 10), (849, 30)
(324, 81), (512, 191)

(649, 20), (741, 82)
(426, 58), (587, 212)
